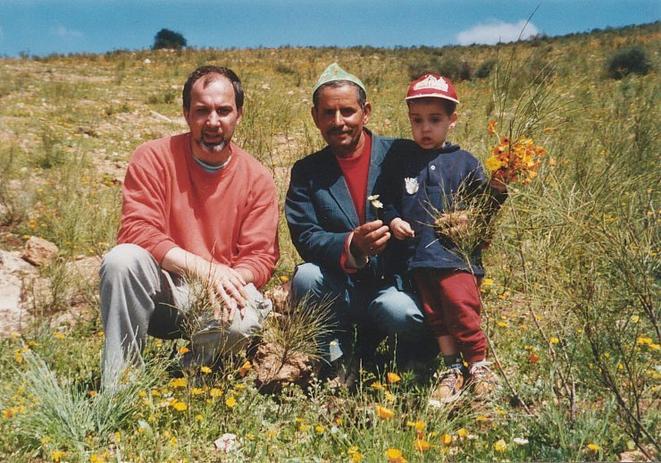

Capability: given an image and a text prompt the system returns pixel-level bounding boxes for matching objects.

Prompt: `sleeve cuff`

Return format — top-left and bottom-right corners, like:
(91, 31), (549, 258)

(339, 232), (369, 273)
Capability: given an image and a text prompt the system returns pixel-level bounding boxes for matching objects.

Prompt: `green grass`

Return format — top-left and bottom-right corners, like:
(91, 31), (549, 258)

(0, 22), (659, 462)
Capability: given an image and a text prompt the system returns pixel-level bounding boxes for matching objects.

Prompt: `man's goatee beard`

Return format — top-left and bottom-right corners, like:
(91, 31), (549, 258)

(201, 140), (226, 152)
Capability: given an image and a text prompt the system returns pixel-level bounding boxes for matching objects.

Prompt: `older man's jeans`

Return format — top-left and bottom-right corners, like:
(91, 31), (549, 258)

(291, 262), (433, 365)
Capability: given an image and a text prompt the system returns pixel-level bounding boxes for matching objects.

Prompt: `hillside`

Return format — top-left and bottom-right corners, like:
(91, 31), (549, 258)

(0, 22), (658, 462)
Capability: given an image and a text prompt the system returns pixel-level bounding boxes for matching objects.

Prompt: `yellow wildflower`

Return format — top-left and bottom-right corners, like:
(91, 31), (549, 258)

(385, 448), (407, 463)
(200, 366), (212, 374)
(169, 377), (188, 389)
(386, 372), (401, 384)
(89, 452), (107, 463)
(50, 450), (66, 462)
(485, 156), (504, 173)
(370, 381), (384, 391)
(171, 400), (188, 412)
(209, 388), (223, 398)
(375, 405), (395, 419)
(239, 360), (252, 377)
(457, 428), (469, 439)
(441, 433), (453, 446)
(191, 387), (205, 396)
(482, 278), (494, 288)
(2, 406), (24, 419)
(14, 348), (26, 364)
(279, 275), (290, 283)
(549, 336), (560, 345)
(348, 446), (364, 463)
(384, 391), (396, 403)
(314, 424), (325, 434)
(178, 346), (190, 354)
(587, 443), (601, 453)
(637, 336), (653, 346)
(225, 396), (237, 408)
(496, 320), (509, 328)
(493, 439), (507, 452)
(415, 439), (431, 452)
(406, 420), (426, 433)
(53, 331), (66, 340)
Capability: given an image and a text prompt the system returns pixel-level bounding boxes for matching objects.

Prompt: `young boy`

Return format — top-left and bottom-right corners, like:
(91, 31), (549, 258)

(381, 73), (507, 402)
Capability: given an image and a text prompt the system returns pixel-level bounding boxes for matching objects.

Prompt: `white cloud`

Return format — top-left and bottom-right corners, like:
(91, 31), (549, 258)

(51, 25), (83, 39)
(456, 20), (540, 45)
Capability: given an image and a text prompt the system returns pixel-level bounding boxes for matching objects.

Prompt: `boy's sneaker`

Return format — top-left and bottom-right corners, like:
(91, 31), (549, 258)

(468, 360), (498, 396)
(430, 366), (466, 404)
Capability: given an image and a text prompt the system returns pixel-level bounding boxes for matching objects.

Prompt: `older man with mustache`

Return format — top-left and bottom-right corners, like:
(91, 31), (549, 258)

(285, 64), (434, 385)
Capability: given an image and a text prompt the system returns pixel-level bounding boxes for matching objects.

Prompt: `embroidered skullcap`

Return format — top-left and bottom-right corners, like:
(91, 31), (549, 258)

(312, 63), (366, 96)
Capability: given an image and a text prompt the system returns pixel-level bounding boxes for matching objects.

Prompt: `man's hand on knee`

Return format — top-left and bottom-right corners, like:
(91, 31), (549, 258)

(350, 220), (391, 259)
(210, 263), (249, 318)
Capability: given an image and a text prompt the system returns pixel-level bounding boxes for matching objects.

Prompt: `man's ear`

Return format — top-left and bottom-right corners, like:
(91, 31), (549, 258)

(449, 111), (458, 129)
(236, 106), (243, 124)
(311, 105), (320, 129)
(362, 101), (372, 125)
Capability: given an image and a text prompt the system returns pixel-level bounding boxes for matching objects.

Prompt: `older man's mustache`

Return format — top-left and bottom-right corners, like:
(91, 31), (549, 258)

(329, 128), (352, 135)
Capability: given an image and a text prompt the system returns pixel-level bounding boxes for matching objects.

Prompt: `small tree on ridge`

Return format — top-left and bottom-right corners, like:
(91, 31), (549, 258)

(153, 28), (187, 50)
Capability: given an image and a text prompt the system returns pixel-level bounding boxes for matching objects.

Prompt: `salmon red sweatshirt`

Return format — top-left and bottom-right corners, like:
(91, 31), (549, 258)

(117, 133), (279, 288)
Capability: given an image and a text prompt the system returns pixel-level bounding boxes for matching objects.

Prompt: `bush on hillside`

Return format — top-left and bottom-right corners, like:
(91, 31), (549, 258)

(153, 28), (187, 50)
(606, 46), (652, 79)
(408, 56), (472, 81)
(475, 58), (497, 79)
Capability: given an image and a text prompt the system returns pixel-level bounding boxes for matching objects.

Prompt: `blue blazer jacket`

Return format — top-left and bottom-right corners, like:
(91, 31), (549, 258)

(285, 132), (407, 282)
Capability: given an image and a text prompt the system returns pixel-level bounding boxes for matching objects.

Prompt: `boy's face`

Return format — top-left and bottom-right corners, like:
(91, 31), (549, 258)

(407, 98), (457, 150)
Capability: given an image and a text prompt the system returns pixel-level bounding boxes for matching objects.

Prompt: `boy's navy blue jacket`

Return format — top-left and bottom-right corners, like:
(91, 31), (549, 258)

(378, 140), (506, 278)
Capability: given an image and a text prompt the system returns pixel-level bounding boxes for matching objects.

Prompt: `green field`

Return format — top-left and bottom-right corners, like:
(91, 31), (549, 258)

(0, 23), (659, 462)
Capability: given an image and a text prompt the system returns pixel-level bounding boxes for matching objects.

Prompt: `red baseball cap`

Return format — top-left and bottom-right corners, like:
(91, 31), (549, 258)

(405, 73), (459, 104)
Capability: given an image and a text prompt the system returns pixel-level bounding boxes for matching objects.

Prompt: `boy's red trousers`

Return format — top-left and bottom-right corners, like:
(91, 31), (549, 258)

(413, 269), (486, 363)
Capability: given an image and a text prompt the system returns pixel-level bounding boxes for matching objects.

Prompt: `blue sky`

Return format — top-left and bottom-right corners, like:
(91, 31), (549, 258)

(0, 0), (658, 56)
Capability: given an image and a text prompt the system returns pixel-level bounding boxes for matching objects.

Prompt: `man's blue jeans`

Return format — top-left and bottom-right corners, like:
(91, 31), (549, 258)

(290, 262), (433, 364)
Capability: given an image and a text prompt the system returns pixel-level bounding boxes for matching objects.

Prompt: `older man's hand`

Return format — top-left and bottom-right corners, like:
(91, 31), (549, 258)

(350, 219), (391, 259)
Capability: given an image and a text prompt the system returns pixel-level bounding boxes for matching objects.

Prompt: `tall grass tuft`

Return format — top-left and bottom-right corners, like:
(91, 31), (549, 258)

(261, 295), (336, 362)
(12, 349), (159, 457)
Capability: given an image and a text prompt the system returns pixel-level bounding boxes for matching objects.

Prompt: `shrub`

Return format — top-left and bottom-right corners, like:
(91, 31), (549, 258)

(606, 46), (652, 79)
(152, 28), (187, 50)
(475, 58), (497, 79)
(407, 56), (472, 81)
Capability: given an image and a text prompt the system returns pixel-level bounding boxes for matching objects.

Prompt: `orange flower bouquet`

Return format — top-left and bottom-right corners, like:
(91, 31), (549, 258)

(484, 120), (546, 185)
